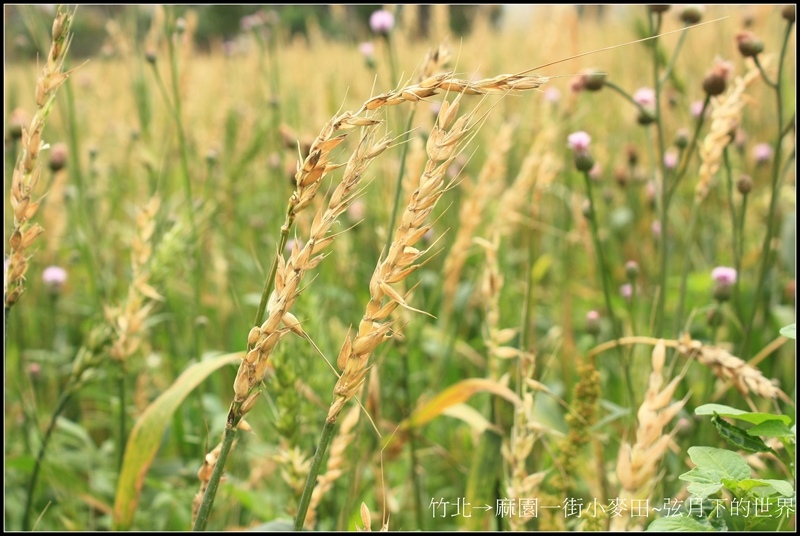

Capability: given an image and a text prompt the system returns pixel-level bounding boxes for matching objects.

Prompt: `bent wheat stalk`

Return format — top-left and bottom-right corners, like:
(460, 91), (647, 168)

(294, 92), (479, 531)
(5, 5), (77, 313)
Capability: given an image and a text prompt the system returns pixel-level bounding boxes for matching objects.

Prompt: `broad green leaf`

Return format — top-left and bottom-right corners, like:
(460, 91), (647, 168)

(403, 378), (522, 429)
(739, 479), (795, 497)
(712, 415), (772, 453)
(686, 446), (750, 481)
(687, 481), (724, 498)
(748, 420), (795, 439)
(679, 467), (719, 484)
(112, 352), (242, 531)
(780, 323), (796, 340)
(695, 404), (792, 425)
(647, 516), (716, 531)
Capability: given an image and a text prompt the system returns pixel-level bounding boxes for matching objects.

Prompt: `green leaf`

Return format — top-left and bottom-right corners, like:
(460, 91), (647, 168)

(112, 352), (242, 531)
(687, 481), (724, 498)
(712, 415), (772, 453)
(748, 420), (795, 439)
(738, 479), (795, 497)
(5, 455), (35, 473)
(780, 323), (796, 340)
(680, 467), (718, 484)
(695, 404), (792, 425)
(647, 516), (717, 532)
(686, 446), (750, 481)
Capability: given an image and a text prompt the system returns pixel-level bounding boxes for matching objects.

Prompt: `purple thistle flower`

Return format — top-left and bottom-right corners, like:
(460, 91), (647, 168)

(567, 131), (591, 153)
(712, 266), (737, 286)
(752, 142), (773, 164)
(369, 10), (395, 34)
(633, 87), (656, 107)
(42, 265), (67, 293)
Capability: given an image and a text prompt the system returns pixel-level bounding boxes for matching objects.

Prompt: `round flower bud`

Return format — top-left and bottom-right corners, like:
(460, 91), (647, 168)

(736, 174), (753, 195)
(575, 152), (595, 173)
(585, 310), (601, 336)
(680, 5), (704, 24)
(736, 31), (764, 58)
(145, 49), (157, 64)
(625, 260), (640, 280)
(674, 128), (689, 149)
(637, 109), (656, 126)
(702, 59), (733, 97)
(782, 5), (795, 23)
(8, 107), (29, 140)
(582, 69), (606, 91)
(648, 5), (671, 14)
(48, 142), (68, 172)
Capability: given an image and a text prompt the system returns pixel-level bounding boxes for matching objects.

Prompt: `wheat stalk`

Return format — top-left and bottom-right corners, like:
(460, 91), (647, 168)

(327, 93), (477, 422)
(304, 403), (361, 529)
(6, 5), (77, 310)
(696, 60), (763, 202)
(232, 126), (391, 417)
(611, 340), (687, 531)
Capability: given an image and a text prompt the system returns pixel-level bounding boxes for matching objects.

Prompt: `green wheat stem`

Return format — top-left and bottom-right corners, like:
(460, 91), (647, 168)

(254, 204), (295, 327)
(192, 420), (238, 531)
(167, 12), (202, 357)
(117, 363), (127, 473)
(294, 419), (337, 531)
(387, 110), (416, 244)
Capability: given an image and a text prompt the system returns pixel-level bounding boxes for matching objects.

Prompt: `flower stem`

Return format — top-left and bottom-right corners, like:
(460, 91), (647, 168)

(581, 170), (634, 409)
(741, 19), (794, 357)
(675, 202), (700, 334)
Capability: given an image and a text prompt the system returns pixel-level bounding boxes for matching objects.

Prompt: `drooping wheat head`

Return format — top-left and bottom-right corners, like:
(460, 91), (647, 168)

(326, 93), (479, 423)
(6, 6), (77, 309)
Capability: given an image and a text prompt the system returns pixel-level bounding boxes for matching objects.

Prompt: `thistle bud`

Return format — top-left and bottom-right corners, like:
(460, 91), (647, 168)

(736, 174), (753, 195)
(736, 31), (764, 58)
(674, 128), (689, 149)
(782, 5), (795, 23)
(49, 142), (68, 172)
(625, 260), (640, 280)
(702, 59), (733, 97)
(648, 5), (671, 14)
(581, 69), (606, 92)
(585, 310), (601, 336)
(680, 5), (704, 24)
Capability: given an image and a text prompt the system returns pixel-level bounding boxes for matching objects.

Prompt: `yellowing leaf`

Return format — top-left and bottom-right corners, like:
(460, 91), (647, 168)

(112, 352), (242, 530)
(403, 378), (522, 429)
